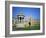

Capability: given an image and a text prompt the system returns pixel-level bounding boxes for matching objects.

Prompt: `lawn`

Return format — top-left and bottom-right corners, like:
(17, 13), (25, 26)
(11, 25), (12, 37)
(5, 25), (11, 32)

(30, 24), (40, 30)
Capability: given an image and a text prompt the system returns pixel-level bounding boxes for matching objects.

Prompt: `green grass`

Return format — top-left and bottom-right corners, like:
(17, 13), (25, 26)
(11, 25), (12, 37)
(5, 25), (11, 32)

(30, 25), (40, 30)
(24, 24), (40, 30)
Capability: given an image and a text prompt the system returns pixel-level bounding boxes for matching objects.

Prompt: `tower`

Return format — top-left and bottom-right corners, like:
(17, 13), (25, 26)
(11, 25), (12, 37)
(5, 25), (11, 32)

(16, 12), (25, 23)
(15, 11), (25, 29)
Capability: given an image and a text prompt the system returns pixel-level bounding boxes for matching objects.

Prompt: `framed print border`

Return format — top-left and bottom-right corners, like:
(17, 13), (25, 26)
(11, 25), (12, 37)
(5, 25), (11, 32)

(5, 1), (45, 37)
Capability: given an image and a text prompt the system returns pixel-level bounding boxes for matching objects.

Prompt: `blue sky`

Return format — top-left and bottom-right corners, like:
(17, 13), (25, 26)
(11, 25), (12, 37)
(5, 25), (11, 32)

(12, 7), (40, 19)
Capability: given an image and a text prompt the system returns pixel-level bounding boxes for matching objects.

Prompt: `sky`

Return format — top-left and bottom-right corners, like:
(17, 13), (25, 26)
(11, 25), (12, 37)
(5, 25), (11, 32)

(12, 7), (40, 19)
